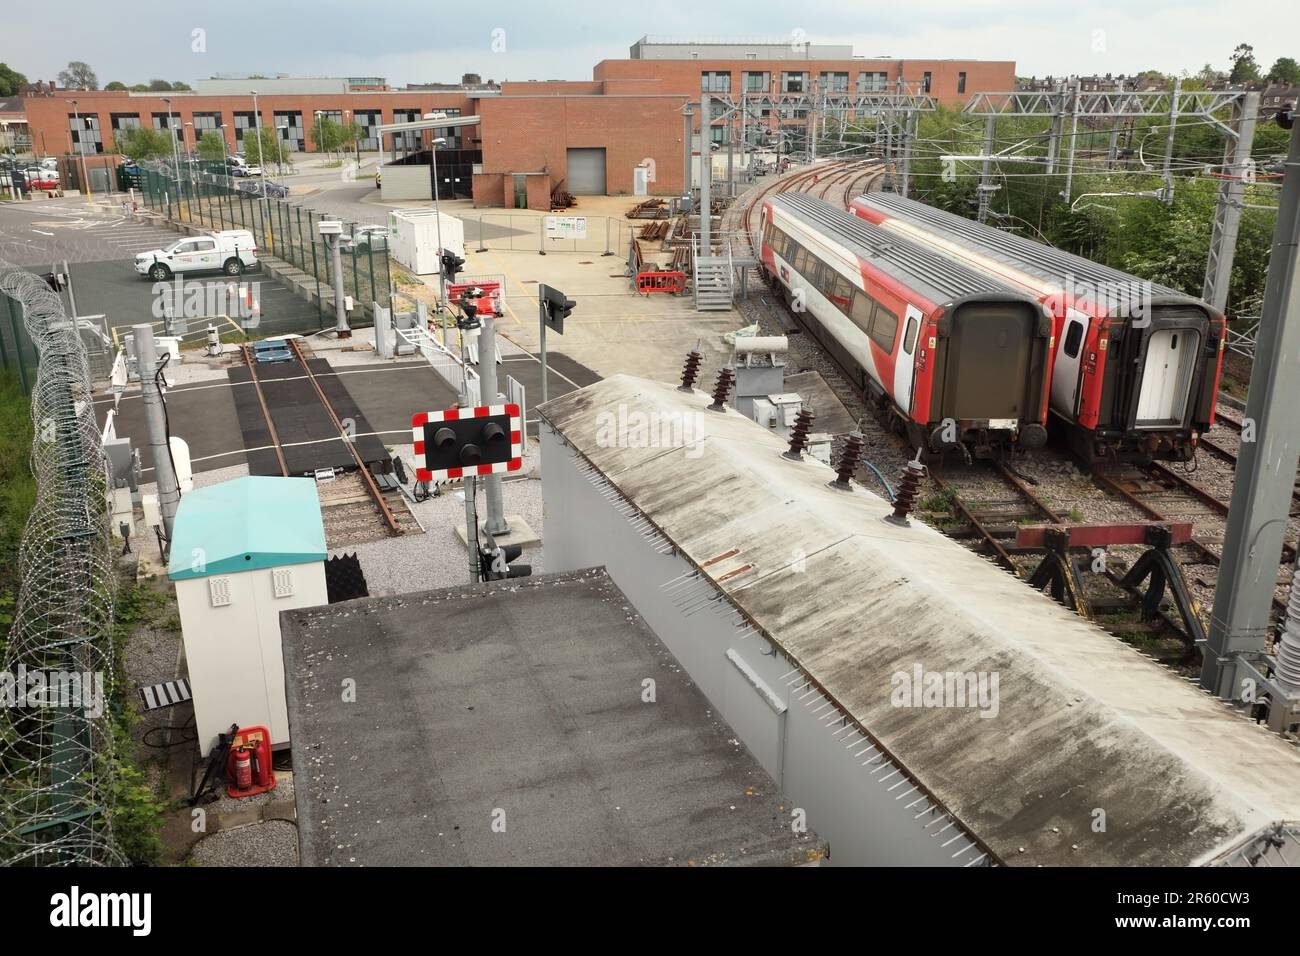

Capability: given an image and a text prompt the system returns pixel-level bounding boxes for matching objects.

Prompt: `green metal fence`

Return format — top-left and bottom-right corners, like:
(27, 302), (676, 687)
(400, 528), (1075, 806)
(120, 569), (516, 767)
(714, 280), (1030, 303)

(134, 163), (390, 329)
(0, 288), (40, 394)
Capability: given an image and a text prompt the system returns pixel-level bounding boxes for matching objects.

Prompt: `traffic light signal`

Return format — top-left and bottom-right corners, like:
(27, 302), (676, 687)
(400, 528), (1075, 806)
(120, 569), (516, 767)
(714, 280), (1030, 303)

(480, 542), (532, 581)
(539, 283), (575, 333)
(412, 404), (523, 482)
(440, 250), (465, 279)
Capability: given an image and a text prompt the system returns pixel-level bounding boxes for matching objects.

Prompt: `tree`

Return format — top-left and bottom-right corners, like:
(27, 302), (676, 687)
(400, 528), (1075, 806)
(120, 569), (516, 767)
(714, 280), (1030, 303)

(1195, 63), (1226, 88)
(58, 61), (99, 90)
(115, 127), (174, 162)
(104, 80), (127, 91)
(146, 79), (173, 92)
(197, 130), (227, 162)
(0, 63), (29, 97)
(171, 81), (192, 92)
(1229, 44), (1261, 85)
(129, 84), (149, 93)
(310, 116), (345, 157)
(244, 125), (291, 172)
(1267, 57), (1300, 87)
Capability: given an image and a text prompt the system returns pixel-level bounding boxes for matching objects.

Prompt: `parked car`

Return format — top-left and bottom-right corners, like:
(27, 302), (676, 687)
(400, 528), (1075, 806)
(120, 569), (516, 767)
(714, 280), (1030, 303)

(226, 156), (264, 178)
(235, 179), (288, 199)
(23, 167), (60, 190)
(134, 229), (259, 281)
(339, 225), (389, 252)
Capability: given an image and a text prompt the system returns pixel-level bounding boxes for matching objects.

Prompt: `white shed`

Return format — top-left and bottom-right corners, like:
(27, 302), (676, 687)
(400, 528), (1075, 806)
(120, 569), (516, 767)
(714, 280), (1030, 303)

(387, 207), (465, 275)
(168, 476), (329, 756)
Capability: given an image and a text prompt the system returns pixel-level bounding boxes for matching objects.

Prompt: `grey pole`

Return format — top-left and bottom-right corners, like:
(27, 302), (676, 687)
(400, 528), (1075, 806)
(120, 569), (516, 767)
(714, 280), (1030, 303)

(539, 295), (548, 405)
(478, 308), (508, 535)
(1107, 119), (1122, 169)
(134, 324), (180, 555)
(1045, 83), (1063, 175)
(977, 115), (996, 224)
(899, 110), (915, 198)
(1061, 79), (1081, 201)
(250, 91), (271, 246)
(683, 104), (693, 207)
(700, 93), (711, 254)
(1200, 111), (1300, 698)
(1203, 92), (1259, 313)
(327, 231), (350, 336)
(1161, 78), (1181, 202)
(430, 138), (447, 309)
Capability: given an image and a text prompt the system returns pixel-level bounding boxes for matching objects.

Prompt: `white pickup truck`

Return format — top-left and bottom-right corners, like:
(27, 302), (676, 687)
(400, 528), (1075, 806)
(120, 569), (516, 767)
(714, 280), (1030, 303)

(135, 230), (259, 281)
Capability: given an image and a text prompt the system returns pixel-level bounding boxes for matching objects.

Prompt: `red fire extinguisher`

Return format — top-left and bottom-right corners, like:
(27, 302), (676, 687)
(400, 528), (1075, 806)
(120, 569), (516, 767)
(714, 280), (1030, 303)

(233, 746), (253, 791)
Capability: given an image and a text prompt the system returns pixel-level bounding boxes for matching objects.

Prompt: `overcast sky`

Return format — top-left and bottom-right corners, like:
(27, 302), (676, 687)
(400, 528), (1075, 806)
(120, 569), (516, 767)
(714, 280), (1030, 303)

(4, 0), (1291, 88)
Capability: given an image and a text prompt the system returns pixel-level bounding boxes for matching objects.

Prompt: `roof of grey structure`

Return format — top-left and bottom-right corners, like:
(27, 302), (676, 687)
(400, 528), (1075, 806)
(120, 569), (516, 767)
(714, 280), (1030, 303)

(281, 567), (826, 867)
(539, 374), (1300, 867)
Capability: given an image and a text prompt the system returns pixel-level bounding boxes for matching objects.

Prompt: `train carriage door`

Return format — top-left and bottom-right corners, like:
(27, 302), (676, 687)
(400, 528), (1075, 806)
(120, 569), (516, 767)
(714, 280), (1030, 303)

(1051, 310), (1089, 419)
(894, 306), (923, 415)
(1136, 328), (1201, 427)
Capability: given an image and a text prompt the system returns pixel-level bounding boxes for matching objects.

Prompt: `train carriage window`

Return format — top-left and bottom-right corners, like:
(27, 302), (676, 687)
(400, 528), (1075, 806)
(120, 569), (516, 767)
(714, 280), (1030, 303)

(903, 316), (919, 353)
(831, 274), (853, 312)
(870, 306), (899, 351)
(794, 246), (810, 275)
(1063, 320), (1085, 358)
(849, 292), (872, 332)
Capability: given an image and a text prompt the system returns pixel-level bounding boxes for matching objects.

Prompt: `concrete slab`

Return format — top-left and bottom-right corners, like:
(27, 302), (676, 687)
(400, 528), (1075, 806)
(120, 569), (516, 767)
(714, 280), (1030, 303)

(454, 513), (540, 549)
(281, 568), (825, 866)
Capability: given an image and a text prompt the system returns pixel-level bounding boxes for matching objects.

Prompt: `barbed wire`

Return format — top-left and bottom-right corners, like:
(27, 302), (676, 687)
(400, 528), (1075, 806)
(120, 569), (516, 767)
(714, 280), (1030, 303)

(0, 262), (124, 866)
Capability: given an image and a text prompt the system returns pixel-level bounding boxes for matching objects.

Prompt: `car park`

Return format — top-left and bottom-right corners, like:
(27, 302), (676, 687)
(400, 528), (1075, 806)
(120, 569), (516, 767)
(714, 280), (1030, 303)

(134, 229), (259, 281)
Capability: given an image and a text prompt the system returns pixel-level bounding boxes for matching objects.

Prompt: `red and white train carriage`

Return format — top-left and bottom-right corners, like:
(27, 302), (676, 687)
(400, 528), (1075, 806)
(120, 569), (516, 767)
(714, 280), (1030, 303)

(760, 193), (1054, 457)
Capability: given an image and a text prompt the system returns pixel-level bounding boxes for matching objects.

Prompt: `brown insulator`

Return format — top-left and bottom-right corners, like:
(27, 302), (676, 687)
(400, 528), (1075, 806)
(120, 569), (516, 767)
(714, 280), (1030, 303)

(783, 407), (815, 460)
(886, 455), (927, 525)
(829, 432), (864, 490)
(707, 368), (735, 412)
(678, 350), (704, 392)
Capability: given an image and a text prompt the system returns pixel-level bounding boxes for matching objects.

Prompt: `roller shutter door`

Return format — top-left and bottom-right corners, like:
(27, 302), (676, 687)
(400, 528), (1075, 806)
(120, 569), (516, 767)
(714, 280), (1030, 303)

(566, 148), (607, 195)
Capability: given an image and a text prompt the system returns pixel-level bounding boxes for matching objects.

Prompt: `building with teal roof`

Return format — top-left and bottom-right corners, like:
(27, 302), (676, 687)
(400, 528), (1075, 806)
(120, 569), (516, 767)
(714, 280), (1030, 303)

(168, 476), (330, 756)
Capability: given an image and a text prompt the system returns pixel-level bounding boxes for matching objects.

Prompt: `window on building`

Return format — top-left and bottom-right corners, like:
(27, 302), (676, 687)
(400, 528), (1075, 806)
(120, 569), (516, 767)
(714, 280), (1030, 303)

(273, 111), (305, 152)
(957, 72), (967, 94)
(922, 72), (933, 94)
(69, 113), (103, 153)
(819, 71), (849, 93)
(857, 72), (888, 93)
(152, 112), (184, 143)
(232, 111), (256, 145)
(110, 113), (140, 131)
(701, 71), (731, 93)
(782, 71), (807, 94)
(709, 126), (725, 145)
(354, 109), (382, 151)
(743, 71), (770, 93)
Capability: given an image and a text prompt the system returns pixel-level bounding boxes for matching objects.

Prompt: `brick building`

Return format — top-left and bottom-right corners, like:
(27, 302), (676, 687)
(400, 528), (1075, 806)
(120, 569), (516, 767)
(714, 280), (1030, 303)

(19, 39), (1016, 207)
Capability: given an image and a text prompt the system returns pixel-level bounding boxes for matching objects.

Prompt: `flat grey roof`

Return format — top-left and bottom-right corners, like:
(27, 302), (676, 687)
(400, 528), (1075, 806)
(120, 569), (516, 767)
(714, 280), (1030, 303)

(539, 374), (1300, 866)
(282, 568), (824, 866)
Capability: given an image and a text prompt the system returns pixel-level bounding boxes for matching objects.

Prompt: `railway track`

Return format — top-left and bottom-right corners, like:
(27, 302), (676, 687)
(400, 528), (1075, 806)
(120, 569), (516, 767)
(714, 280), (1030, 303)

(240, 339), (410, 542)
(731, 170), (1295, 661)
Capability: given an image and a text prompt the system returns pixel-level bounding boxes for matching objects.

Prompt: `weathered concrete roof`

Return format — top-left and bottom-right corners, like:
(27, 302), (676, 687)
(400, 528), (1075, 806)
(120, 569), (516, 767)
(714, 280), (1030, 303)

(540, 374), (1300, 866)
(281, 568), (825, 866)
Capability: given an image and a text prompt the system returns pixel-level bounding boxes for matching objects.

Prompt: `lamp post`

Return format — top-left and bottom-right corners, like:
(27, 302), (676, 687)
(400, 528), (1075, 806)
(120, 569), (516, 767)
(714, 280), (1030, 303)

(424, 126), (448, 309)
(162, 96), (181, 180)
(250, 90), (272, 250)
(184, 122), (196, 185)
(314, 109), (324, 158)
(71, 99), (92, 205)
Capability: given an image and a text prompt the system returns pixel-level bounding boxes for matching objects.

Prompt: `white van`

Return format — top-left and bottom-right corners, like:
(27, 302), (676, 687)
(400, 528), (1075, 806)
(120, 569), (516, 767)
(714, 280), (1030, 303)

(135, 230), (259, 281)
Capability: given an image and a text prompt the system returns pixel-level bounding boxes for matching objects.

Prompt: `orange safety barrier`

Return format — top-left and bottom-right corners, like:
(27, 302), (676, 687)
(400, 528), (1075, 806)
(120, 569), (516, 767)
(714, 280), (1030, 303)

(636, 270), (687, 295)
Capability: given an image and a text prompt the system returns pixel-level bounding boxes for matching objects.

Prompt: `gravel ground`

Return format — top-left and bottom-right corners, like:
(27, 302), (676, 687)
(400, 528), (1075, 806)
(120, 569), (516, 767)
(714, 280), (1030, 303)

(209, 771), (295, 816)
(342, 439), (545, 595)
(190, 819), (299, 867)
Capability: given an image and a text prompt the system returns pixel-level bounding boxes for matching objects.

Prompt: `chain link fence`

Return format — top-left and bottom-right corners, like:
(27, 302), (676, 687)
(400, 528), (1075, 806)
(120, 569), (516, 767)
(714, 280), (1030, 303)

(133, 162), (391, 329)
(0, 266), (124, 865)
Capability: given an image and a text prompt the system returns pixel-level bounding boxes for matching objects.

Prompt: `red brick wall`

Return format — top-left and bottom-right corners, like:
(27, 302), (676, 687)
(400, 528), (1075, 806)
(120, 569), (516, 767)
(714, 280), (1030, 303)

(525, 175), (553, 211)
(22, 90), (474, 156)
(472, 172), (506, 207)
(593, 57), (1016, 107)
(477, 95), (685, 202)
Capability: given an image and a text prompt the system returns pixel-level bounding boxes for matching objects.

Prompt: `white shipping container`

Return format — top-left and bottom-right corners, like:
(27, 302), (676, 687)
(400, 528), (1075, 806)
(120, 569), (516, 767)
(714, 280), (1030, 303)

(388, 208), (466, 276)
